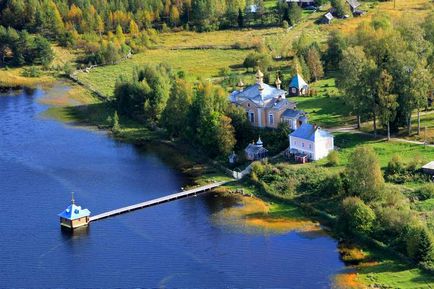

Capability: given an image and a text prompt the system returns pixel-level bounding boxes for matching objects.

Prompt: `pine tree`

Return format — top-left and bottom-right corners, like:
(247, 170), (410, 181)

(237, 8), (244, 28)
(113, 111), (120, 132)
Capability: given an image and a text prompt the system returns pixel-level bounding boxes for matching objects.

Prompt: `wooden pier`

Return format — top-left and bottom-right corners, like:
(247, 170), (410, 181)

(89, 181), (230, 222)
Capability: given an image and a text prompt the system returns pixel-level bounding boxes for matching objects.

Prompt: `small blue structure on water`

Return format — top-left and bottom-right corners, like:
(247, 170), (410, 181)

(58, 193), (91, 229)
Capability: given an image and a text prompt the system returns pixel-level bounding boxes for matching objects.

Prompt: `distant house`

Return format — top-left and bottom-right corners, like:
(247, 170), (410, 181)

(288, 74), (309, 96)
(229, 70), (298, 129)
(346, 0), (361, 12)
(422, 161), (434, 175)
(353, 9), (365, 17)
(286, 0), (315, 7)
(246, 4), (258, 13)
(318, 12), (334, 24)
(245, 137), (268, 161)
(281, 109), (308, 130)
(288, 123), (334, 162)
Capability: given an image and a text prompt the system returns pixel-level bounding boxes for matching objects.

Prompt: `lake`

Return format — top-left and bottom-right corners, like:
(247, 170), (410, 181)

(0, 85), (347, 288)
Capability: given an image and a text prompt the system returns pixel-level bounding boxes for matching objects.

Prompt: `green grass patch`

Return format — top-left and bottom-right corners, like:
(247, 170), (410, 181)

(358, 259), (434, 289)
(415, 198), (434, 212)
(331, 133), (434, 168)
(76, 49), (251, 97)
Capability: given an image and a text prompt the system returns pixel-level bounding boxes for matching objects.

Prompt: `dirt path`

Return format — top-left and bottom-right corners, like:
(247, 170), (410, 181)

(329, 125), (434, 148)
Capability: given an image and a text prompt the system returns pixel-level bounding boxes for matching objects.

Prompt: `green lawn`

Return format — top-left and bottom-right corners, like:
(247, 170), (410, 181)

(76, 48), (251, 97)
(358, 259), (434, 288)
(331, 133), (434, 168)
(288, 78), (354, 128)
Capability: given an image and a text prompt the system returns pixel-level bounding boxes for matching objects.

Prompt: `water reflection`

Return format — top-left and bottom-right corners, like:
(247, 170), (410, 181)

(0, 86), (347, 288)
(60, 225), (90, 239)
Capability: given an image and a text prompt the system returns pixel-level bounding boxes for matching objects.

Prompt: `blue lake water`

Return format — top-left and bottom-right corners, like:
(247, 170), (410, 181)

(0, 86), (346, 288)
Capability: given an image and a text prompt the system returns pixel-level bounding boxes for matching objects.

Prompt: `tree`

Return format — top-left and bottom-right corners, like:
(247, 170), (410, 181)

(32, 35), (53, 66)
(337, 46), (376, 129)
(377, 70), (398, 140)
(129, 20), (139, 36)
(226, 104), (254, 150)
(346, 146), (384, 202)
(161, 79), (194, 138)
(216, 115), (236, 156)
(306, 46), (324, 82)
(243, 52), (272, 72)
(287, 3), (302, 26)
(406, 225), (434, 263)
(113, 111), (120, 132)
(407, 65), (431, 135)
(340, 196), (376, 236)
(324, 30), (347, 71)
(139, 63), (173, 122)
(188, 80), (235, 157)
(330, 0), (350, 18)
(237, 8), (244, 28)
(115, 24), (125, 43)
(96, 15), (104, 37)
(169, 6), (180, 27)
(327, 150), (339, 166)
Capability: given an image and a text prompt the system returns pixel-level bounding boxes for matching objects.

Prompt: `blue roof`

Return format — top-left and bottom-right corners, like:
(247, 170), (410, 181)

(290, 123), (333, 141)
(282, 109), (305, 118)
(58, 204), (91, 220)
(289, 74), (308, 90)
(230, 83), (286, 107)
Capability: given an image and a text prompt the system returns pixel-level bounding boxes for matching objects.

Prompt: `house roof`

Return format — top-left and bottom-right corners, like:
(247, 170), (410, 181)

(422, 161), (434, 170)
(282, 109), (305, 119)
(324, 12), (334, 20)
(346, 0), (360, 9)
(58, 204), (91, 220)
(245, 143), (268, 155)
(290, 123), (333, 141)
(286, 0), (315, 3)
(230, 83), (287, 108)
(289, 74), (309, 90)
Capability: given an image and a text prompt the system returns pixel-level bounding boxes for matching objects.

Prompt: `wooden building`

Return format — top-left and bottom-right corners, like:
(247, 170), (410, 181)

(58, 193), (91, 229)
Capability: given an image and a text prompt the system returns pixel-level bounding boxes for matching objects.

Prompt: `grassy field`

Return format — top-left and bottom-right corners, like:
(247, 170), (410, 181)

(324, 133), (434, 169)
(76, 48), (251, 97)
(0, 68), (55, 88)
(357, 259), (434, 289)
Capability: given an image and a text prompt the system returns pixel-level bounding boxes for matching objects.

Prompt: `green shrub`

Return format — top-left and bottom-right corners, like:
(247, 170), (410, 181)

(386, 154), (404, 175)
(282, 20), (289, 29)
(340, 196), (376, 236)
(414, 184), (434, 201)
(406, 225), (434, 263)
(21, 66), (42, 77)
(327, 151), (339, 166)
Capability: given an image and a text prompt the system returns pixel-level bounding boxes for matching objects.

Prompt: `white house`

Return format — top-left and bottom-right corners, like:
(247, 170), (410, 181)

(288, 123), (334, 162)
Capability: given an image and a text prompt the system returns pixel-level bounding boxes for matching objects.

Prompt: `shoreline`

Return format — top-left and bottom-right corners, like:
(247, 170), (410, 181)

(37, 79), (369, 289)
(3, 79), (431, 288)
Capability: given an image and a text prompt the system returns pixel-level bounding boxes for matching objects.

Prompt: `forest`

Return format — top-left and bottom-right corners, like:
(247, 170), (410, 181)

(0, 0), (333, 66)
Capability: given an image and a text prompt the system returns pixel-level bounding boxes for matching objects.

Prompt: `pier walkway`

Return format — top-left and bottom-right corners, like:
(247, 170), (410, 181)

(89, 181), (230, 222)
